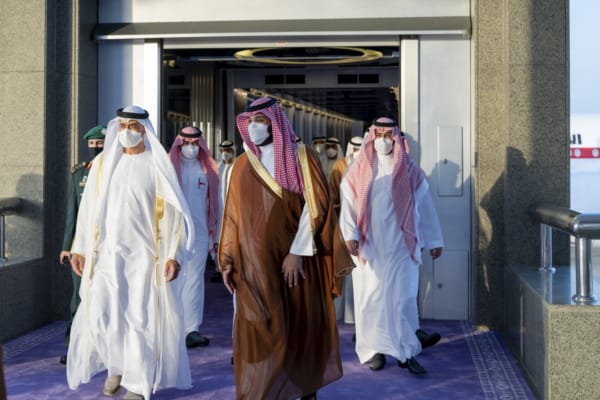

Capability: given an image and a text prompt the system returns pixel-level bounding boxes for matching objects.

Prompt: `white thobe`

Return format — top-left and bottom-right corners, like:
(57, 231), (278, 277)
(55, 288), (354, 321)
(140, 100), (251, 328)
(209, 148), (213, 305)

(218, 162), (233, 216)
(67, 150), (191, 399)
(259, 143), (313, 256)
(334, 273), (355, 323)
(339, 153), (444, 364)
(180, 157), (210, 334)
(215, 161), (234, 247)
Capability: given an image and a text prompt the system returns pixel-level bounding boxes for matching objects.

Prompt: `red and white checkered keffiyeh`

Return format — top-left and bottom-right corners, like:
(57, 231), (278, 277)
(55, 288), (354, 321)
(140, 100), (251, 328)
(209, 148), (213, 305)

(169, 129), (220, 240)
(343, 117), (425, 262)
(236, 97), (304, 194)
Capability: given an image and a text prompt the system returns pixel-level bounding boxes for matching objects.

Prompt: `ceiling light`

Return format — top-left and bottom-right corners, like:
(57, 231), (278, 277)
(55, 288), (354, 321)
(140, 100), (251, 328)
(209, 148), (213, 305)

(234, 47), (383, 65)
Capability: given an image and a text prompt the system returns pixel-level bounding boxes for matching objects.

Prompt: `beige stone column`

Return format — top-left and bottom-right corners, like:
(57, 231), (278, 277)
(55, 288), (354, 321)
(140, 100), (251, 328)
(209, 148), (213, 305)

(0, 0), (99, 339)
(473, 0), (569, 327)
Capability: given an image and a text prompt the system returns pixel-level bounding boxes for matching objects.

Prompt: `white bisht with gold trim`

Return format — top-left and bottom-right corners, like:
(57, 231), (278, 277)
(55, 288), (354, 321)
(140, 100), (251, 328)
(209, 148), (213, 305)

(67, 115), (195, 400)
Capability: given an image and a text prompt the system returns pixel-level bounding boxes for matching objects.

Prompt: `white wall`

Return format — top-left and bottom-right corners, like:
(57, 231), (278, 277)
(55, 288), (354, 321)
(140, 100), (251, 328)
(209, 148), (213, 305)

(98, 41), (161, 131)
(418, 37), (471, 319)
(100, 0), (469, 23)
(98, 41), (135, 124)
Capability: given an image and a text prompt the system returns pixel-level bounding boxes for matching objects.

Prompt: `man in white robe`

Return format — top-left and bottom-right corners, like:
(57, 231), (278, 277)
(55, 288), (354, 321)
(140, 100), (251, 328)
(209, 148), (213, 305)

(330, 135), (363, 324)
(169, 126), (219, 348)
(67, 106), (195, 400)
(321, 137), (344, 180)
(211, 139), (237, 282)
(311, 135), (327, 168)
(339, 117), (444, 374)
(217, 139), (237, 205)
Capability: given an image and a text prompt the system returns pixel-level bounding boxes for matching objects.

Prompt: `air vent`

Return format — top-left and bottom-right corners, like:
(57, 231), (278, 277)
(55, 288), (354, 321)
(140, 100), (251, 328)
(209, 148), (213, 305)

(359, 74), (379, 84)
(265, 74), (285, 84)
(338, 74), (358, 84)
(168, 75), (185, 85)
(264, 74), (306, 85)
(285, 74), (305, 84)
(337, 73), (379, 84)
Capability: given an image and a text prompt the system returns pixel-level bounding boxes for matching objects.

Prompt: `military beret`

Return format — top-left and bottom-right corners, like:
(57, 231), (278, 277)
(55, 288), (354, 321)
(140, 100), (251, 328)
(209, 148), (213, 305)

(83, 125), (107, 140)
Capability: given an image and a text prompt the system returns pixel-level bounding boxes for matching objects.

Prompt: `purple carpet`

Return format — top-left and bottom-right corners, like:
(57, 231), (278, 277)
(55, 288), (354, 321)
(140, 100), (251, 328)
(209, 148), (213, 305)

(3, 274), (535, 400)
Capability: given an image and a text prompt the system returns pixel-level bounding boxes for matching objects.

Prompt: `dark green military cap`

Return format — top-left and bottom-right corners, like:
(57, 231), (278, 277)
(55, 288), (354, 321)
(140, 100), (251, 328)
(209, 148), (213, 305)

(83, 125), (106, 140)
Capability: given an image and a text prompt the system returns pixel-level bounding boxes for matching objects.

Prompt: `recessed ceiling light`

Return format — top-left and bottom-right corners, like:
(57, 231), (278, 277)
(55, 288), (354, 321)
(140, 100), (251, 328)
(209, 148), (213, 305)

(234, 46), (383, 65)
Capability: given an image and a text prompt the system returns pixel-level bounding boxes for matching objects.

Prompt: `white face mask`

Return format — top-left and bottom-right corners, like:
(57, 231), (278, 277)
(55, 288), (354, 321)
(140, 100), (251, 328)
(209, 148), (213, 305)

(248, 122), (270, 145)
(314, 143), (324, 153)
(326, 148), (338, 158)
(118, 129), (143, 148)
(374, 138), (394, 155)
(221, 151), (233, 161)
(181, 144), (199, 159)
(352, 150), (360, 160)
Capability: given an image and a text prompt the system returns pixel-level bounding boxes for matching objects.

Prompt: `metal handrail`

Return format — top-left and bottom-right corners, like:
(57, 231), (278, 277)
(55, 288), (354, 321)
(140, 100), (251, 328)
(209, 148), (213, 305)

(530, 203), (599, 304)
(0, 197), (23, 264)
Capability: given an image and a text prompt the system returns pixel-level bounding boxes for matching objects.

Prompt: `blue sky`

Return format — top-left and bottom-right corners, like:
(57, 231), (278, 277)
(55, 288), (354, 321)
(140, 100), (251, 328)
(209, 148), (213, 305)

(571, 0), (600, 114)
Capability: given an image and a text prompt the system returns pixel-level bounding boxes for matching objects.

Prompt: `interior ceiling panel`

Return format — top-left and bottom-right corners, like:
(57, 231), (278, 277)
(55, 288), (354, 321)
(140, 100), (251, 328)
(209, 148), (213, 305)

(266, 87), (398, 123)
(166, 46), (400, 123)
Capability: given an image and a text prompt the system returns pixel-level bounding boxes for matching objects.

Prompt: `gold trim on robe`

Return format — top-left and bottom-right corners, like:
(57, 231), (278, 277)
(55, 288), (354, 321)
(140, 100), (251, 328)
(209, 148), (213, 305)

(154, 195), (165, 367)
(245, 149), (283, 198)
(297, 144), (319, 229)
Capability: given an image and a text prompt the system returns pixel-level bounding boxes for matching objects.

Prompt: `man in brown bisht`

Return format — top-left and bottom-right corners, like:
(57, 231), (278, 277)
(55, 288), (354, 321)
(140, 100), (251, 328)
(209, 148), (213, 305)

(328, 135), (363, 325)
(219, 97), (352, 400)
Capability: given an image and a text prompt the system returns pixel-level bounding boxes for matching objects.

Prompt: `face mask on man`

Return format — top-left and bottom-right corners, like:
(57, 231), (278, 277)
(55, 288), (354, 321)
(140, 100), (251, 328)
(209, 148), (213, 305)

(326, 148), (338, 159)
(352, 149), (360, 160)
(118, 129), (143, 148)
(221, 151), (233, 161)
(88, 147), (103, 158)
(248, 122), (271, 146)
(181, 144), (199, 159)
(374, 138), (394, 155)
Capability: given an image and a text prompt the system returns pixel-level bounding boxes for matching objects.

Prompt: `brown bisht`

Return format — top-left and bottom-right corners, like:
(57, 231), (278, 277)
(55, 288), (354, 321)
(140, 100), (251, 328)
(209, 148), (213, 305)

(327, 157), (348, 215)
(219, 145), (353, 400)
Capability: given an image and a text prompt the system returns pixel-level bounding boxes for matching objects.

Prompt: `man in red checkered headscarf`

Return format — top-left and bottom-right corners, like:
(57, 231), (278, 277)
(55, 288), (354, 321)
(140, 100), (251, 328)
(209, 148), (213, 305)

(218, 97), (353, 400)
(339, 117), (444, 375)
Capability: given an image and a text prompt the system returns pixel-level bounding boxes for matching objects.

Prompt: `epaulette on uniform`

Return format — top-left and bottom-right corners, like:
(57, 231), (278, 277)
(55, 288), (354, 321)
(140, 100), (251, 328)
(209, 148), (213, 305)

(71, 161), (87, 173)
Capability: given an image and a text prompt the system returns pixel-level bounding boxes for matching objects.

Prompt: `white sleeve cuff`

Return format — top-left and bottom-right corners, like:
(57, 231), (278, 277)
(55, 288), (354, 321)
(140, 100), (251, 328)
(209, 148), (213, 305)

(290, 204), (314, 256)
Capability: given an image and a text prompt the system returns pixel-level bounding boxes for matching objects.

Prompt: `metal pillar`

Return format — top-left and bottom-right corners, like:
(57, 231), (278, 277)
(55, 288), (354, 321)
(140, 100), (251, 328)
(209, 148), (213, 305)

(538, 224), (555, 272)
(573, 237), (595, 304)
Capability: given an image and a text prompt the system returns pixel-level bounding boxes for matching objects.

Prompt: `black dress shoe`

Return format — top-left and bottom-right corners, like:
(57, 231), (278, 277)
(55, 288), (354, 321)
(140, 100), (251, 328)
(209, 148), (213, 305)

(186, 331), (210, 348)
(398, 357), (426, 374)
(59, 355), (67, 365)
(416, 329), (441, 349)
(368, 353), (386, 371)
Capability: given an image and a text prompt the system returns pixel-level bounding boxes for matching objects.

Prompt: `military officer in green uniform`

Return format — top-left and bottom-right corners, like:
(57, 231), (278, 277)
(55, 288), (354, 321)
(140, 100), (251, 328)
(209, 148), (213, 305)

(57, 125), (105, 364)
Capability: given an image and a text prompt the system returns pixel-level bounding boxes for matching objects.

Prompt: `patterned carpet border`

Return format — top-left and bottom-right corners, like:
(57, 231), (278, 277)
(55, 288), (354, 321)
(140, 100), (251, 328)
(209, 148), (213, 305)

(462, 320), (530, 400)
(4, 320), (535, 400)
(3, 321), (67, 361)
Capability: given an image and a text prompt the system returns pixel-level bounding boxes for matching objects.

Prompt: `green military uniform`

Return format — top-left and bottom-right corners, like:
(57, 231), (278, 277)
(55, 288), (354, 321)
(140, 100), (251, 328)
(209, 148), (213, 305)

(62, 125), (105, 347)
(62, 161), (90, 321)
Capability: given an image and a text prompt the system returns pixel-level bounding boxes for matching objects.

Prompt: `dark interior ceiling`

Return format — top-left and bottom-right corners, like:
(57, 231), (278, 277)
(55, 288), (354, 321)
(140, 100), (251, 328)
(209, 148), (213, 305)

(264, 87), (398, 123)
(165, 46), (400, 123)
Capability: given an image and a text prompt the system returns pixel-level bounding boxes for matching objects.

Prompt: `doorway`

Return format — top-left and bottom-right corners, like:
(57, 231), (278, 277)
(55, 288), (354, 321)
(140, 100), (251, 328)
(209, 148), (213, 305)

(162, 39), (472, 320)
